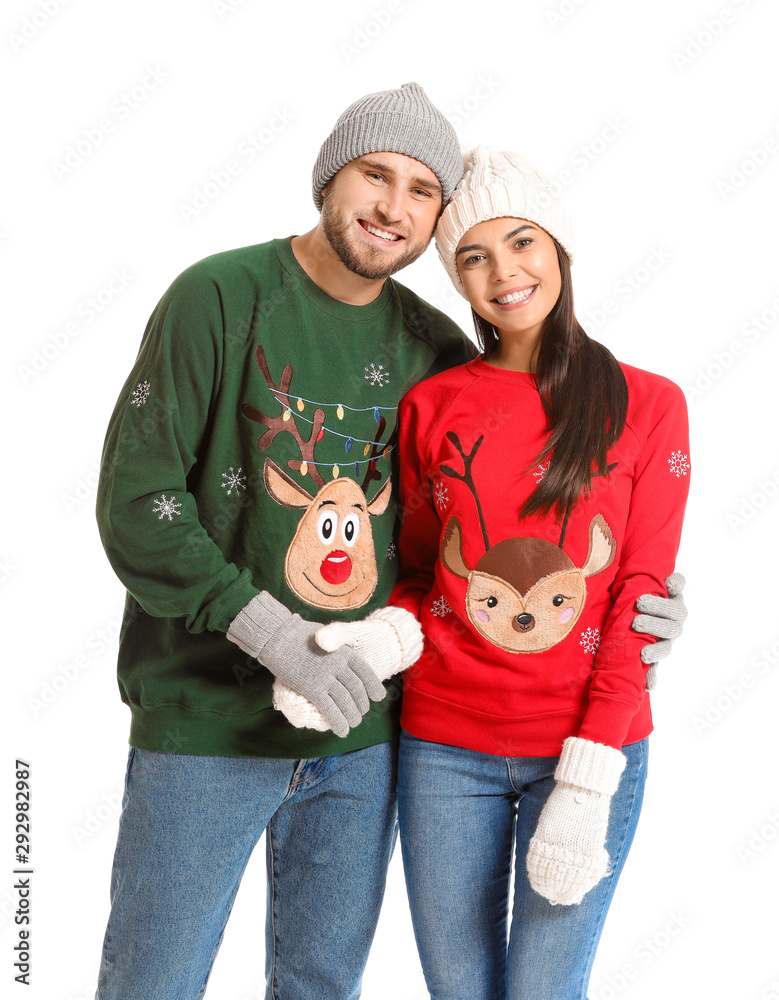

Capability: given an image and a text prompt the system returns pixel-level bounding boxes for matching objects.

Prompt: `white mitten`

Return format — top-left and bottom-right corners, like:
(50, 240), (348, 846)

(272, 607), (424, 732)
(526, 737), (627, 905)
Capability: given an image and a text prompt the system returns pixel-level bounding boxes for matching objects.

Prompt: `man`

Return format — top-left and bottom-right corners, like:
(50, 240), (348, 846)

(94, 83), (685, 999)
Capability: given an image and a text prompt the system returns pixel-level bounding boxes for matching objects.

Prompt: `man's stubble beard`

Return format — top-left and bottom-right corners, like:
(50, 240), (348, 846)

(320, 196), (431, 281)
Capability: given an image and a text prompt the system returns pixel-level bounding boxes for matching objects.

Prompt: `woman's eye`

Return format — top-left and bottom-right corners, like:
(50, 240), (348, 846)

(515, 238), (532, 249)
(463, 254), (483, 267)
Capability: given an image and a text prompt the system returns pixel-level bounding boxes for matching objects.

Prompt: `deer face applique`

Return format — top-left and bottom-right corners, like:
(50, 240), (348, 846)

(438, 432), (616, 654)
(263, 460), (391, 610)
(242, 345), (396, 611)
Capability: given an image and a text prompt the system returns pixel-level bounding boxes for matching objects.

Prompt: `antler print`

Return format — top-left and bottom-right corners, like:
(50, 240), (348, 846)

(241, 345), (326, 489)
(360, 416), (398, 494)
(441, 432), (490, 550)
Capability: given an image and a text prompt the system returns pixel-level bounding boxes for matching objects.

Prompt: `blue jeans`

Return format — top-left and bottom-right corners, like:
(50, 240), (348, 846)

(96, 741), (398, 1000)
(397, 731), (648, 1000)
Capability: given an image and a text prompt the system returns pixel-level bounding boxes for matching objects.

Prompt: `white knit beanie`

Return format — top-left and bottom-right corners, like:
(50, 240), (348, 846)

(435, 145), (575, 298)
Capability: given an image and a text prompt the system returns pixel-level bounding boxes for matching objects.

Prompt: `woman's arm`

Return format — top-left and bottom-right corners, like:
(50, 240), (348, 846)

(578, 377), (691, 748)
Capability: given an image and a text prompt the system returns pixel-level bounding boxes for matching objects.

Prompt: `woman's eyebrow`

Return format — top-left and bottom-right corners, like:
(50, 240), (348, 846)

(456, 224), (538, 256)
(504, 225), (537, 240)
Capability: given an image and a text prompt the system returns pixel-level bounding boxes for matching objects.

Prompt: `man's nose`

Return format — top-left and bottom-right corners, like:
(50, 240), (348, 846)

(375, 186), (405, 223)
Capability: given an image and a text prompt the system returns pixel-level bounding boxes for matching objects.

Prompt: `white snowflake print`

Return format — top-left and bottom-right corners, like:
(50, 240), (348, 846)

(152, 494), (182, 520)
(667, 450), (690, 478)
(221, 466), (247, 496)
(579, 627), (601, 655)
(386, 538), (397, 561)
(533, 461), (550, 484)
(131, 380), (151, 407)
(364, 363), (389, 387)
(434, 482), (449, 510)
(431, 596), (452, 618)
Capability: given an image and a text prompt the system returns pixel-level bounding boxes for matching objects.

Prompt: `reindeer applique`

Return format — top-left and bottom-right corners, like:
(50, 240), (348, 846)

(241, 345), (396, 611)
(439, 432), (617, 653)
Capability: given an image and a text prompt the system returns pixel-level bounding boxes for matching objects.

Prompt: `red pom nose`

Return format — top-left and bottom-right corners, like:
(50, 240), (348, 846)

(320, 550), (352, 585)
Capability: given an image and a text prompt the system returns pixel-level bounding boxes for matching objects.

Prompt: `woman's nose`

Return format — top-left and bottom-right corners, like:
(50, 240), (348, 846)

(492, 255), (518, 279)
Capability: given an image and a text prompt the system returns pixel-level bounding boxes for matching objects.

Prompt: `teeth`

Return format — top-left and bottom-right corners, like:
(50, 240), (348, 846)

(363, 222), (400, 242)
(496, 287), (535, 304)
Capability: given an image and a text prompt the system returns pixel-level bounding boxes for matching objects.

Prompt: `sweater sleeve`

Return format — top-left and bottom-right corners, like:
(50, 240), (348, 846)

(577, 379), (690, 748)
(388, 392), (440, 618)
(96, 266), (260, 634)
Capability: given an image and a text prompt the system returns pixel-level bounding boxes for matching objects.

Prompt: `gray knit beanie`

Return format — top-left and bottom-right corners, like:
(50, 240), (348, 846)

(312, 82), (462, 210)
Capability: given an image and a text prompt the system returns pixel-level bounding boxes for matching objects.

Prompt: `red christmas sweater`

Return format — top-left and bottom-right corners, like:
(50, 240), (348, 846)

(390, 357), (690, 756)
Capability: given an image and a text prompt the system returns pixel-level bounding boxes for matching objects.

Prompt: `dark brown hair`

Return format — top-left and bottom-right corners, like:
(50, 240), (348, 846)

(471, 239), (628, 522)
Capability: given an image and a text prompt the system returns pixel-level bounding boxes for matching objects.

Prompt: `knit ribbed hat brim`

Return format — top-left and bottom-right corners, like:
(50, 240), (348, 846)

(312, 83), (462, 209)
(435, 146), (575, 298)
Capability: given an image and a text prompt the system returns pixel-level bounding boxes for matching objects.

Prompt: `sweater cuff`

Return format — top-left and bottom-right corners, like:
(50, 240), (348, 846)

(226, 591), (292, 659)
(577, 697), (638, 750)
(555, 737), (626, 795)
(367, 606), (424, 669)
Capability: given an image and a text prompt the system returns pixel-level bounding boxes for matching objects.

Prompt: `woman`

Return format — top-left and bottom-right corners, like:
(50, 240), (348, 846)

(385, 148), (690, 999)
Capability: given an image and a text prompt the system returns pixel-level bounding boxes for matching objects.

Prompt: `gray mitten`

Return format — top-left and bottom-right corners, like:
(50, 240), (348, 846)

(632, 572), (687, 690)
(226, 591), (386, 738)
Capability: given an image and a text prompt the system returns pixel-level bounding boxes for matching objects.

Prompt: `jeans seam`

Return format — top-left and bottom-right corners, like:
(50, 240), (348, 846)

(575, 740), (645, 999)
(267, 817), (279, 1000)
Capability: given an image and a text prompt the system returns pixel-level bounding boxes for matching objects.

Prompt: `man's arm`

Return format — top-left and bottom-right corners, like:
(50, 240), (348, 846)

(97, 266), (382, 736)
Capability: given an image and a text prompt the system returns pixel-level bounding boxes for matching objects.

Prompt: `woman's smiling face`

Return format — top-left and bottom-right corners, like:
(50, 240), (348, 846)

(455, 217), (562, 346)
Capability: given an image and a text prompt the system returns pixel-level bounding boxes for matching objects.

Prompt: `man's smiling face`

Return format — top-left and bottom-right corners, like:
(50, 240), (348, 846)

(319, 151), (443, 280)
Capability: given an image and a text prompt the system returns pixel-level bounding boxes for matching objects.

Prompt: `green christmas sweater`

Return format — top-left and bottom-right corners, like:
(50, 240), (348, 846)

(96, 237), (476, 758)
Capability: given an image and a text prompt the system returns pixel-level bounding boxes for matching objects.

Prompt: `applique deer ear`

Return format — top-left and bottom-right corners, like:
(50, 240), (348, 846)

(264, 458), (314, 509)
(581, 514), (617, 578)
(440, 517), (471, 580)
(367, 477), (392, 516)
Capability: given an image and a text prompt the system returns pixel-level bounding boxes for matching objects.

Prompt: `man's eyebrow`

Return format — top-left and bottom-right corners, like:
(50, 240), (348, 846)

(360, 158), (442, 194)
(456, 224), (538, 255)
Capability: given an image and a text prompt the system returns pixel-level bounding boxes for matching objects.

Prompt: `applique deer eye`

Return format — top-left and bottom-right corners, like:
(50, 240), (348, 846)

(552, 595), (565, 607)
(342, 513), (360, 547)
(317, 509), (337, 544)
(487, 596), (498, 608)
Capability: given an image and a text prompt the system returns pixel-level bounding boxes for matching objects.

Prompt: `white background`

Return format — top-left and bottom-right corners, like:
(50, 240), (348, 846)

(3, 0), (778, 997)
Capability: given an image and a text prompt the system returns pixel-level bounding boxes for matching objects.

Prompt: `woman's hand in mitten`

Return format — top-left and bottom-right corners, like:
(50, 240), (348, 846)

(315, 606), (424, 681)
(526, 737), (627, 906)
(272, 607), (423, 734)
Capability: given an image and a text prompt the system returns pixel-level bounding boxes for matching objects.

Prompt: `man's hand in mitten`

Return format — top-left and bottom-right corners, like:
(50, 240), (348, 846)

(526, 737), (626, 906)
(270, 606), (423, 733)
(226, 591), (386, 738)
(633, 572), (688, 689)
